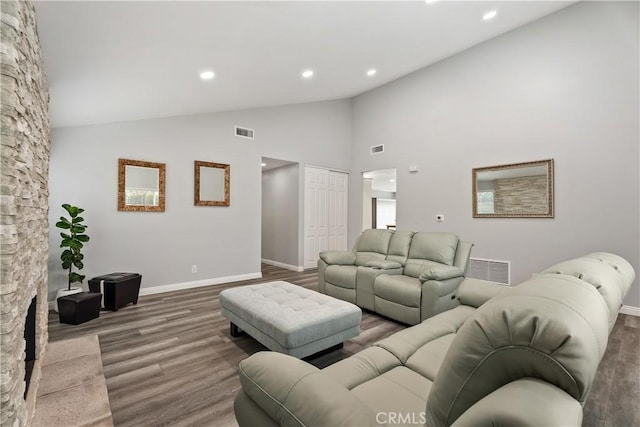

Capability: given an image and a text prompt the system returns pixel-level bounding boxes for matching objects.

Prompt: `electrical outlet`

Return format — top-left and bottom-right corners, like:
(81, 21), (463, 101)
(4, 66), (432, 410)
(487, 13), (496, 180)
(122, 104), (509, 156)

(191, 265), (197, 273)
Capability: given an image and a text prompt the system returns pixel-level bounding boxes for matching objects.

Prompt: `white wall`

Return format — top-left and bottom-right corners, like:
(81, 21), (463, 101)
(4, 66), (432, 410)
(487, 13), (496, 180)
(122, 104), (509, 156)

(349, 2), (640, 307)
(262, 164), (299, 268)
(48, 100), (352, 298)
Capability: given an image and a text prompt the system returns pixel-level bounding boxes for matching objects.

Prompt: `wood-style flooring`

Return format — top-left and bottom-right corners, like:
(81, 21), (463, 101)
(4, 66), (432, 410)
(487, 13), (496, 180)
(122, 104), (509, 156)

(48, 265), (640, 427)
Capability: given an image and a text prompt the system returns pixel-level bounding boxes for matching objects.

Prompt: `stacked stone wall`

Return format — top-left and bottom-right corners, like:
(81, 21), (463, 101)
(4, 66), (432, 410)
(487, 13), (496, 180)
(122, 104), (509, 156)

(0, 1), (50, 425)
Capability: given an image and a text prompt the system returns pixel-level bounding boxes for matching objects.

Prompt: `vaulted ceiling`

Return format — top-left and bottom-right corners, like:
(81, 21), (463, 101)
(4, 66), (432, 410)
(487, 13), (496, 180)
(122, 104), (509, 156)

(36, 1), (575, 128)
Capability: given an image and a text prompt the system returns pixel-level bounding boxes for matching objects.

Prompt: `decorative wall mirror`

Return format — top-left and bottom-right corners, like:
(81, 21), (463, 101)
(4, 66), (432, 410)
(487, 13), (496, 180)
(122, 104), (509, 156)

(472, 159), (554, 218)
(118, 158), (166, 212)
(194, 161), (230, 206)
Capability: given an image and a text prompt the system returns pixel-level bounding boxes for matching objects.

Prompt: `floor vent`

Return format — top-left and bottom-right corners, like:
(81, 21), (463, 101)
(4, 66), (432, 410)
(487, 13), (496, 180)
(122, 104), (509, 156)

(235, 126), (254, 139)
(467, 258), (510, 285)
(370, 144), (384, 155)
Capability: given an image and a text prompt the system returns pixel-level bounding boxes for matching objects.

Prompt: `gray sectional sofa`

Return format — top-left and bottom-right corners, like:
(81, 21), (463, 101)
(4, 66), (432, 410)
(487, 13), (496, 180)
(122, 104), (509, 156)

(318, 229), (473, 325)
(234, 252), (635, 427)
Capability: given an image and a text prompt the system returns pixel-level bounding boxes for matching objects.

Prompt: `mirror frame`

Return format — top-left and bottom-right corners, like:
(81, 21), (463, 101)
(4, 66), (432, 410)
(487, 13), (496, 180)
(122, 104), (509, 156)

(194, 160), (230, 206)
(472, 159), (554, 218)
(118, 158), (166, 212)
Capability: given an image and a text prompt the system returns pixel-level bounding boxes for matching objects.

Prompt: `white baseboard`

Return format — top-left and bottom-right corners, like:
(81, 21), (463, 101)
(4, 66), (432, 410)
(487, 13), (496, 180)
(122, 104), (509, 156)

(261, 258), (304, 272)
(620, 305), (640, 317)
(138, 272), (262, 296)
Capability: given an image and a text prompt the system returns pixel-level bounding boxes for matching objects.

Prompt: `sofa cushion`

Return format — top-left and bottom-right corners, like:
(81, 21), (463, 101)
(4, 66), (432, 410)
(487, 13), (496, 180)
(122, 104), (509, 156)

(407, 232), (459, 266)
(406, 333), (456, 381)
(324, 265), (357, 289)
(351, 367), (431, 418)
(375, 305), (474, 364)
(375, 275), (422, 308)
(323, 346), (402, 390)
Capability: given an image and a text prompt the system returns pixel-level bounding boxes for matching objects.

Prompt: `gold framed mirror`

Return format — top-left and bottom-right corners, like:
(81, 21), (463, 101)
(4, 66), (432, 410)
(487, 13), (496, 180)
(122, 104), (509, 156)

(194, 161), (230, 206)
(472, 159), (554, 218)
(118, 158), (166, 212)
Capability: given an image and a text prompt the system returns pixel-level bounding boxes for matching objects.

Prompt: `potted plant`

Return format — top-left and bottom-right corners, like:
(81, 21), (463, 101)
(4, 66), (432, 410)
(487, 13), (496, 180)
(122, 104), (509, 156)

(54, 204), (90, 312)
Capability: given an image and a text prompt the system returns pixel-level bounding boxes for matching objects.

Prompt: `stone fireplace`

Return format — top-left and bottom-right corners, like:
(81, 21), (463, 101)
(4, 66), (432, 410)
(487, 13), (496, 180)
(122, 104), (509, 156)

(0, 1), (51, 426)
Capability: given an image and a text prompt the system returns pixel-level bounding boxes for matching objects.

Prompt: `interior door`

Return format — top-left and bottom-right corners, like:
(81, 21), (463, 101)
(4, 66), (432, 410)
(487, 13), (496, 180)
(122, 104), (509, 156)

(304, 167), (348, 269)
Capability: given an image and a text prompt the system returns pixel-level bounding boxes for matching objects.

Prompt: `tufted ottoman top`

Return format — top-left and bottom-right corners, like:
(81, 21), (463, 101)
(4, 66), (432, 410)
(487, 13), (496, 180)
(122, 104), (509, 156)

(220, 281), (361, 349)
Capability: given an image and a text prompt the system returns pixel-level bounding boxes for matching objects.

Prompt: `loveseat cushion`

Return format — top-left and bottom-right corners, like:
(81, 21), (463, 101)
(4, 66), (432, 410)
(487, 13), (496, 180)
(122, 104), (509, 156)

(419, 265), (464, 282)
(403, 259), (444, 279)
(375, 275), (422, 308)
(407, 232), (459, 266)
(386, 230), (415, 265)
(354, 229), (393, 267)
(324, 265), (357, 289)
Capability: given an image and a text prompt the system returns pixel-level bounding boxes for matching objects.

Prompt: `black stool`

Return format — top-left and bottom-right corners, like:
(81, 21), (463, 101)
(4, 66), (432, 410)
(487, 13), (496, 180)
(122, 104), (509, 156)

(58, 292), (102, 325)
(88, 273), (142, 311)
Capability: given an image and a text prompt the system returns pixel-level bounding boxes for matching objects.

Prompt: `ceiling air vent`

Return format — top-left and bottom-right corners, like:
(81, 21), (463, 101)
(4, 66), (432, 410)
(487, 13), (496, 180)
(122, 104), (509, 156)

(467, 258), (510, 285)
(370, 144), (384, 155)
(235, 126), (254, 140)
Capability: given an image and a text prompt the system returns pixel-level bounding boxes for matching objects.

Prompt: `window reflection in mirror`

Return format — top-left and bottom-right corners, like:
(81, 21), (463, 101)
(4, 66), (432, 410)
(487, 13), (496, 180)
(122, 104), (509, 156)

(118, 159), (166, 212)
(194, 161), (230, 206)
(472, 159), (553, 218)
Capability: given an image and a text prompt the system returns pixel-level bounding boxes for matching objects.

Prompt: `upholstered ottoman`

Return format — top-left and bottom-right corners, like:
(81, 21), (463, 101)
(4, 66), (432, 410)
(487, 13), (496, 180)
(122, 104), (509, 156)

(220, 281), (361, 358)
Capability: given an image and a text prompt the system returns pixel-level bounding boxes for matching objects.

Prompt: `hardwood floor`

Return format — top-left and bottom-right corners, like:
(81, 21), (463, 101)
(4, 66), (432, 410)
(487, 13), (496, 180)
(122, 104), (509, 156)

(47, 265), (404, 427)
(48, 265), (639, 427)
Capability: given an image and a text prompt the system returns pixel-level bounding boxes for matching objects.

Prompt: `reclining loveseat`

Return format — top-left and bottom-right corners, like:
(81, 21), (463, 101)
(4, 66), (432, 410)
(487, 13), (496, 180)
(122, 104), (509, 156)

(318, 229), (473, 324)
(234, 252), (635, 426)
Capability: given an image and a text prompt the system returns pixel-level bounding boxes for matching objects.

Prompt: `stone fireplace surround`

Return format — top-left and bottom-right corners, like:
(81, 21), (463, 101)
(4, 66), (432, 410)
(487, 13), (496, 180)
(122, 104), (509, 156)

(0, 1), (51, 426)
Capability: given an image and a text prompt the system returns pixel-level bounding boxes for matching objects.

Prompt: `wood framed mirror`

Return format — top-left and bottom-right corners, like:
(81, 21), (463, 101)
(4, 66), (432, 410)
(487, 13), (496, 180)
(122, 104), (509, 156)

(118, 158), (166, 212)
(472, 159), (554, 218)
(194, 161), (230, 206)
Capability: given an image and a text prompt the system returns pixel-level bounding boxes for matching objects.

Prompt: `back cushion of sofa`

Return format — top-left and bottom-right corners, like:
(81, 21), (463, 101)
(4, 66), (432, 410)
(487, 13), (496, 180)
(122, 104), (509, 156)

(405, 232), (459, 274)
(355, 229), (393, 266)
(386, 230), (415, 265)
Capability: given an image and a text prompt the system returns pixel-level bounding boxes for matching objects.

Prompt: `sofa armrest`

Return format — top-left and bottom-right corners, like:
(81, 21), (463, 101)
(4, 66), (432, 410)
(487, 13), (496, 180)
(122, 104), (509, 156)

(449, 378), (583, 427)
(238, 352), (378, 427)
(319, 250), (356, 266)
(457, 278), (508, 308)
(419, 265), (463, 282)
(365, 259), (403, 270)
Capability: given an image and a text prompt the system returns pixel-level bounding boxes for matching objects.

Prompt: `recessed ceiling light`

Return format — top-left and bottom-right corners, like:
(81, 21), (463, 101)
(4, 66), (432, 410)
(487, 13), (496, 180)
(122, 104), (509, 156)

(302, 70), (314, 79)
(261, 163), (267, 167)
(200, 70), (215, 80)
(366, 69), (377, 77)
(389, 179), (395, 183)
(425, 0), (438, 4)
(483, 10), (497, 21)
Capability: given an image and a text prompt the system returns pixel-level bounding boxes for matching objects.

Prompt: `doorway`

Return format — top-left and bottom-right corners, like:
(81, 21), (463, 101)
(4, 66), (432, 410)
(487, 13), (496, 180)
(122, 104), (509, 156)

(261, 157), (300, 271)
(362, 168), (396, 230)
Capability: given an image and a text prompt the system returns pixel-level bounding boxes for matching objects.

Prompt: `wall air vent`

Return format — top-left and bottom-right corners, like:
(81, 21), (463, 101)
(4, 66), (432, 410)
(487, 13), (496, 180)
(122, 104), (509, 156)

(467, 258), (510, 285)
(370, 144), (384, 155)
(235, 126), (254, 140)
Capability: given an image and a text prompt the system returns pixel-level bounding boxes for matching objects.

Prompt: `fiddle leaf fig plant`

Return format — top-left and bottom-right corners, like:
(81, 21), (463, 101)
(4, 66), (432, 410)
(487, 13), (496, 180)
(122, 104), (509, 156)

(56, 204), (90, 291)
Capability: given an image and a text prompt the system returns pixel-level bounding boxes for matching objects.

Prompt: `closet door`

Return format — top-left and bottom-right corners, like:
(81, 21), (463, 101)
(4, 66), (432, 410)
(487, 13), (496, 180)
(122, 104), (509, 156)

(304, 167), (348, 269)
